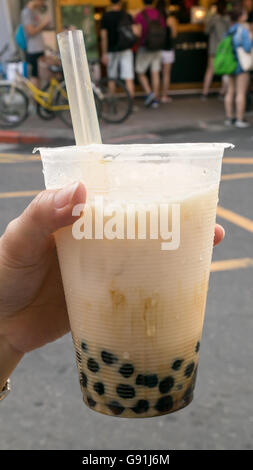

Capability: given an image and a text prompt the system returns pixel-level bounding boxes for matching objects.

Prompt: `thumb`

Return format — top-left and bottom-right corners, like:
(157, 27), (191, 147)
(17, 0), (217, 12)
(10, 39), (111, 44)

(1, 182), (86, 266)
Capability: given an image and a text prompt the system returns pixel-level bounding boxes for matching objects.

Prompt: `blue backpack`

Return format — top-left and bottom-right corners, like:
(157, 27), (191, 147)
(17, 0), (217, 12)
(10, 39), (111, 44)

(15, 25), (27, 51)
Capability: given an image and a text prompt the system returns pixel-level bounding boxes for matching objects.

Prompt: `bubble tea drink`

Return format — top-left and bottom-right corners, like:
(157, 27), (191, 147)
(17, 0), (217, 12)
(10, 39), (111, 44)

(40, 143), (231, 418)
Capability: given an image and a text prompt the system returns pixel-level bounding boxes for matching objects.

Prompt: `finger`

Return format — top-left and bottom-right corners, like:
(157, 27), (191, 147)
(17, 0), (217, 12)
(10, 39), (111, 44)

(214, 224), (225, 246)
(1, 182), (86, 266)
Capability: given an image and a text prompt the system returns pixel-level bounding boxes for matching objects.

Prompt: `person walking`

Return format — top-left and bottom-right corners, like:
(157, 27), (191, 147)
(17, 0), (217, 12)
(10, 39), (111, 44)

(135, 0), (166, 108)
(202, 0), (230, 99)
(100, 0), (139, 99)
(224, 3), (253, 128)
(156, 0), (177, 103)
(21, 0), (51, 88)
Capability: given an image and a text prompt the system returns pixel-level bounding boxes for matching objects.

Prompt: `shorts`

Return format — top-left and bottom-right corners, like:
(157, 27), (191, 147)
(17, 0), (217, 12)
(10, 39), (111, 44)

(107, 49), (134, 80)
(161, 50), (175, 65)
(26, 51), (44, 78)
(135, 49), (161, 74)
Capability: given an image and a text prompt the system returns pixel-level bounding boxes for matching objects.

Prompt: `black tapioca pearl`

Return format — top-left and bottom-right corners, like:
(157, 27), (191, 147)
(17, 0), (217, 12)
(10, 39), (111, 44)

(136, 374), (158, 388)
(116, 384), (135, 399)
(81, 341), (88, 353)
(108, 401), (125, 416)
(195, 341), (200, 353)
(101, 350), (118, 365)
(93, 382), (105, 396)
(87, 357), (99, 373)
(159, 376), (174, 394)
(87, 395), (96, 408)
(132, 400), (149, 414)
(119, 363), (134, 378)
(80, 372), (87, 388)
(76, 349), (82, 363)
(176, 383), (183, 390)
(172, 359), (184, 371)
(155, 395), (173, 413)
(184, 362), (195, 378)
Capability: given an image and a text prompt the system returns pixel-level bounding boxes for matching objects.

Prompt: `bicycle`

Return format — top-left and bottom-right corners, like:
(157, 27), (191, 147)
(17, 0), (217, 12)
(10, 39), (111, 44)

(0, 58), (133, 128)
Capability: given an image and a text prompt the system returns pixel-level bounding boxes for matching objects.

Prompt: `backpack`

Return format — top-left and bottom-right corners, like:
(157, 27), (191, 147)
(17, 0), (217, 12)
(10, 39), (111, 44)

(142, 10), (166, 51)
(15, 24), (27, 51)
(117, 12), (137, 51)
(213, 35), (237, 75)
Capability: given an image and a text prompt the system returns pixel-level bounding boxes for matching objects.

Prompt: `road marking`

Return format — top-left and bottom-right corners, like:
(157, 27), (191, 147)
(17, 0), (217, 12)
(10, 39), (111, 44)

(211, 258), (253, 272)
(217, 206), (253, 233)
(221, 172), (253, 181)
(0, 190), (40, 199)
(0, 153), (39, 163)
(223, 157), (253, 164)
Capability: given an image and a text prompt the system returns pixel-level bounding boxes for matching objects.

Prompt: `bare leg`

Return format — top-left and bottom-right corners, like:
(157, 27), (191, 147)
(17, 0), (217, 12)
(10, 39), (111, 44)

(125, 79), (135, 99)
(30, 77), (40, 89)
(224, 76), (235, 119)
(108, 80), (116, 95)
(137, 73), (151, 95)
(151, 70), (160, 99)
(162, 62), (172, 98)
(202, 56), (214, 96)
(235, 72), (250, 121)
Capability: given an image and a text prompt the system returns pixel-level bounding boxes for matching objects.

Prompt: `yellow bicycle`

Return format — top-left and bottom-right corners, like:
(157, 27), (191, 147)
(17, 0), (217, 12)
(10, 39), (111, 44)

(0, 65), (70, 128)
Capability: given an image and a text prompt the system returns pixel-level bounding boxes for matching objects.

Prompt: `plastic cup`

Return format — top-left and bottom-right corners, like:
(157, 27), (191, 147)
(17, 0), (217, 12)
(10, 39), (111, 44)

(39, 143), (232, 418)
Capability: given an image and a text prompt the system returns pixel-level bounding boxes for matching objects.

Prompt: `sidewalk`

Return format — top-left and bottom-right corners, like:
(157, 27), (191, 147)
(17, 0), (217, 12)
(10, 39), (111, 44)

(0, 96), (240, 145)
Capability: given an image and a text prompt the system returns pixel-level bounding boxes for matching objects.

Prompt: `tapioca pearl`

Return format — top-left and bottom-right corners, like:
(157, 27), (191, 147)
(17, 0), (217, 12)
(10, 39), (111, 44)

(172, 359), (184, 371)
(87, 357), (99, 373)
(80, 372), (88, 388)
(119, 363), (134, 378)
(116, 384), (135, 399)
(132, 400), (149, 414)
(81, 341), (88, 353)
(87, 395), (96, 408)
(195, 341), (200, 353)
(93, 382), (105, 396)
(155, 395), (173, 413)
(108, 401), (125, 416)
(184, 362), (195, 378)
(176, 383), (183, 391)
(101, 350), (118, 365)
(75, 349), (82, 364)
(159, 376), (174, 394)
(136, 374), (158, 388)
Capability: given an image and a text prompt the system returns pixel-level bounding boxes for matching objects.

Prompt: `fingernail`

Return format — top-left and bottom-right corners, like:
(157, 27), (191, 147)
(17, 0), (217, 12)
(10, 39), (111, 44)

(54, 182), (80, 209)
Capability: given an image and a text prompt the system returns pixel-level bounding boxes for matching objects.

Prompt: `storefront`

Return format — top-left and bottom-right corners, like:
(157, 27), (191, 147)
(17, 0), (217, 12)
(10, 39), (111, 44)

(9, 0), (217, 88)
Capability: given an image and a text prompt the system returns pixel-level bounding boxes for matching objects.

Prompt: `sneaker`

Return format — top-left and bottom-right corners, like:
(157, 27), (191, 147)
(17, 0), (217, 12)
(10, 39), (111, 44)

(144, 92), (155, 107)
(151, 100), (159, 109)
(234, 119), (250, 128)
(224, 118), (234, 126)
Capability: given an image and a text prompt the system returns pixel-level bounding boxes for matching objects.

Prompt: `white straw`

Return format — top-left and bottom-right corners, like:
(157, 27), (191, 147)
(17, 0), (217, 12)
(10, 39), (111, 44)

(57, 30), (102, 146)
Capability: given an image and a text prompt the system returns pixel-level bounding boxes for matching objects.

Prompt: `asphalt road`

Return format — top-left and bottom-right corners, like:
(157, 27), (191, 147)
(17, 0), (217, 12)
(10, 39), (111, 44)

(0, 123), (252, 450)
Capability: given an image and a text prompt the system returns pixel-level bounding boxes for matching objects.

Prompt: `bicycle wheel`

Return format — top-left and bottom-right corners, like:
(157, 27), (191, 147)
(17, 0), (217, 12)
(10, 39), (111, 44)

(55, 82), (72, 128)
(98, 78), (132, 124)
(0, 84), (29, 128)
(36, 82), (56, 121)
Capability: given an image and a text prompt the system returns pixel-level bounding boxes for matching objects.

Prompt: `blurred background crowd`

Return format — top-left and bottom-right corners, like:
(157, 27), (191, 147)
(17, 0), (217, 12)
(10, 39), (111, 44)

(1, 0), (253, 126)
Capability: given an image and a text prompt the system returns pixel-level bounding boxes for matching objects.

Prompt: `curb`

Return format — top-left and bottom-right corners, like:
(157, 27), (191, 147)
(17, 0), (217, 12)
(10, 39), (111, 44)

(0, 130), (52, 145)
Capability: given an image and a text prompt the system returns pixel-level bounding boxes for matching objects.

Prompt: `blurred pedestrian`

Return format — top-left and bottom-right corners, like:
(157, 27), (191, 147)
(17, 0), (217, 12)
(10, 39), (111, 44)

(100, 0), (139, 99)
(224, 3), (253, 127)
(202, 0), (230, 99)
(135, 0), (166, 108)
(21, 0), (51, 88)
(156, 0), (177, 103)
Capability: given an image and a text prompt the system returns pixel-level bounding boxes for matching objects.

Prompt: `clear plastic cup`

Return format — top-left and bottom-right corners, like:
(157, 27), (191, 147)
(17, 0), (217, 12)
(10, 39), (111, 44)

(39, 143), (231, 418)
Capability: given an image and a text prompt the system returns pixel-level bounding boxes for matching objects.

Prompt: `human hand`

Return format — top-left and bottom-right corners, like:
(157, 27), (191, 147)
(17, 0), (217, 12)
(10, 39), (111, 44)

(41, 15), (51, 28)
(0, 183), (86, 355)
(0, 182), (224, 356)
